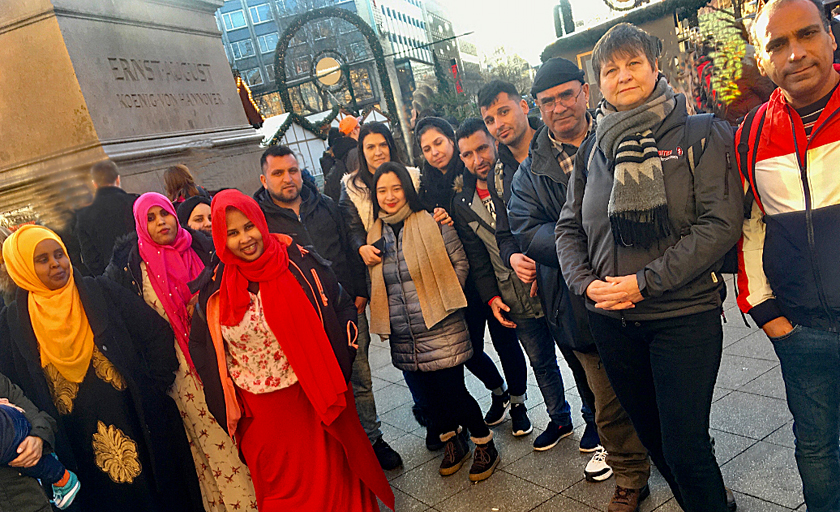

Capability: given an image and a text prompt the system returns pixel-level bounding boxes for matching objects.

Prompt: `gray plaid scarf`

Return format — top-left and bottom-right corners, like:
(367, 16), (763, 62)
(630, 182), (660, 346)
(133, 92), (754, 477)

(595, 77), (676, 248)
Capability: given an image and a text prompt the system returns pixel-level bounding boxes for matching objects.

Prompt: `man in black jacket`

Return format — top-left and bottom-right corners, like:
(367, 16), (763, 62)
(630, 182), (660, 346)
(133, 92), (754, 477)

(255, 145), (402, 471)
(479, 80), (602, 455)
(499, 63), (653, 511)
(75, 160), (138, 275)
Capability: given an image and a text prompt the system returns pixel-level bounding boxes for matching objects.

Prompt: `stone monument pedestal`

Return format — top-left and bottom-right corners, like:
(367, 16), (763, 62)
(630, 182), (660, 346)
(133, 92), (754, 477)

(0, 0), (263, 229)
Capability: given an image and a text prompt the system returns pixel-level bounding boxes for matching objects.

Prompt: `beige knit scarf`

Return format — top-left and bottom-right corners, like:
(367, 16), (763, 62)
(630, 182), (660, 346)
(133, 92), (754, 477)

(368, 204), (467, 335)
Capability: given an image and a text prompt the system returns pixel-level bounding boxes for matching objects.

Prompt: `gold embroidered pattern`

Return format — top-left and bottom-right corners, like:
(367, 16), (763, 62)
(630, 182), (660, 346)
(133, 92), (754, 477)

(92, 421), (142, 483)
(43, 364), (79, 415)
(92, 348), (127, 391)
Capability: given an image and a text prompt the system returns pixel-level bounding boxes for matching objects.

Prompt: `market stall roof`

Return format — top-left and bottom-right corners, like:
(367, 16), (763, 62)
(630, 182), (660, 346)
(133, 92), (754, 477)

(541, 0), (711, 62)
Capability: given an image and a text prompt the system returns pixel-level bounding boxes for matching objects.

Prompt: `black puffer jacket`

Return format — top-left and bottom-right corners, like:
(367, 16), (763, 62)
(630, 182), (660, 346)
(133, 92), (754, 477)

(556, 94), (743, 321)
(104, 228), (215, 298)
(255, 180), (367, 299)
(508, 123), (595, 351)
(189, 238), (358, 433)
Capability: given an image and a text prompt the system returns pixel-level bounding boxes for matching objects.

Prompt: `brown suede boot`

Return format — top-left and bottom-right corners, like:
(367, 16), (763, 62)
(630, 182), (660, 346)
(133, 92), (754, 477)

(607, 484), (650, 512)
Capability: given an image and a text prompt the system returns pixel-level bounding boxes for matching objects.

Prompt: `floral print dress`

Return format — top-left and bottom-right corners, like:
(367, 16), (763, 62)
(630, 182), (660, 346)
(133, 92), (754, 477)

(142, 264), (257, 512)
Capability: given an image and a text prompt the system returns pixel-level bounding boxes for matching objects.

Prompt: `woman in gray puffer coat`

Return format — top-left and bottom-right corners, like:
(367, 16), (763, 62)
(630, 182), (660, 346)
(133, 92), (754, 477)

(366, 163), (500, 483)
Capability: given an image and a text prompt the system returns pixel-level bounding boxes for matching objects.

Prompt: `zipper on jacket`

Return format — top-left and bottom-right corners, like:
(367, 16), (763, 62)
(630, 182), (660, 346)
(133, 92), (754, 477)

(724, 152), (732, 199)
(310, 269), (329, 307)
(289, 260), (324, 324)
(392, 229), (420, 367)
(789, 106), (840, 331)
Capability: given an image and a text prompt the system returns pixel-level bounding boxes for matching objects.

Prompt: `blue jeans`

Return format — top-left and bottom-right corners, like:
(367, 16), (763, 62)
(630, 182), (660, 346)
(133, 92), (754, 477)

(0, 405), (65, 484)
(350, 312), (383, 444)
(770, 324), (840, 512)
(515, 316), (572, 426)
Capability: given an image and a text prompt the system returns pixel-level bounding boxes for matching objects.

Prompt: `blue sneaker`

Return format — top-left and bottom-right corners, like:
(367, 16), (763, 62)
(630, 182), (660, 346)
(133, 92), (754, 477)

(51, 470), (80, 510)
(580, 421), (601, 453)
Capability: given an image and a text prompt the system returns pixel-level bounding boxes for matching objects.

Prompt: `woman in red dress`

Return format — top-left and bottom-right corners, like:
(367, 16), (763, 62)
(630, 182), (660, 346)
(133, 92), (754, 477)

(189, 189), (394, 511)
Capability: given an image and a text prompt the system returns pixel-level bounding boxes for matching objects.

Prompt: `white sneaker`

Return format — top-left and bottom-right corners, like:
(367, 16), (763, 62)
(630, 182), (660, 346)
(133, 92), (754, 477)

(584, 446), (613, 482)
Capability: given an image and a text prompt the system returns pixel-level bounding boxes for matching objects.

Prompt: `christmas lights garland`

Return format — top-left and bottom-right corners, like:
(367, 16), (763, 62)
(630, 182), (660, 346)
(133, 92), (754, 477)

(269, 6), (398, 145)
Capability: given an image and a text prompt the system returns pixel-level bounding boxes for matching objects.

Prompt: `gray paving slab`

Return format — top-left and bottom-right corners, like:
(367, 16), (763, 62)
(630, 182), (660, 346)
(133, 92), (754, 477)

(711, 428), (758, 465)
(368, 315), (807, 511)
(765, 421), (796, 449)
(714, 354), (778, 390)
(502, 437), (591, 493)
(435, 470), (555, 512)
(710, 390), (792, 439)
(531, 494), (599, 511)
(561, 467), (673, 512)
(723, 329), (779, 362)
(737, 365), (787, 400)
(721, 441), (804, 509)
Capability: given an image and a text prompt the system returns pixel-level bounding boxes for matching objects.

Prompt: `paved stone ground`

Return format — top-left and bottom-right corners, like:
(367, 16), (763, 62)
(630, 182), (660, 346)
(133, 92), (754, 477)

(370, 277), (806, 511)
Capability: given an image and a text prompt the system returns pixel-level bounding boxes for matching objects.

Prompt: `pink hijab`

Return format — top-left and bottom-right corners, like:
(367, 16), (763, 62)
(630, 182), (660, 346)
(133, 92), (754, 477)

(134, 192), (205, 371)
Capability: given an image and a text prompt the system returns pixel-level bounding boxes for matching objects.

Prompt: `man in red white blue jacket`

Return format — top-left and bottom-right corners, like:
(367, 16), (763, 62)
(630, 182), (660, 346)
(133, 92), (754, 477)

(737, 0), (840, 509)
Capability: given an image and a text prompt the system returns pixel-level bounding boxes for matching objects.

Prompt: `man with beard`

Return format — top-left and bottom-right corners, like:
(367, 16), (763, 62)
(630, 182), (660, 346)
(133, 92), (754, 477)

(254, 145), (403, 471)
(478, 80), (601, 456)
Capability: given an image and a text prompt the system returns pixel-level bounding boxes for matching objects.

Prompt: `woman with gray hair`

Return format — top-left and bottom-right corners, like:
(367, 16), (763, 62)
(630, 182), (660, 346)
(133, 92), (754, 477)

(556, 23), (743, 512)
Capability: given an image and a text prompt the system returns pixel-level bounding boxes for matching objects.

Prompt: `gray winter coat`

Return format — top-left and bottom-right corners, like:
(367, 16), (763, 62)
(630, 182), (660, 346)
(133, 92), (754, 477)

(381, 219), (472, 372)
(556, 94), (743, 320)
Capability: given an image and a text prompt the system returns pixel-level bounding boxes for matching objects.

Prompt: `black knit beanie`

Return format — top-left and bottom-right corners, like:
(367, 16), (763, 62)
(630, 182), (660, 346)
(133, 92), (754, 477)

(531, 57), (585, 97)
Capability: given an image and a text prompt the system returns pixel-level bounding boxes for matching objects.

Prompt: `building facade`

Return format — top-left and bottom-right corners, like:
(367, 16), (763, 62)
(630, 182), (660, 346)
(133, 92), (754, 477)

(215, 0), (446, 117)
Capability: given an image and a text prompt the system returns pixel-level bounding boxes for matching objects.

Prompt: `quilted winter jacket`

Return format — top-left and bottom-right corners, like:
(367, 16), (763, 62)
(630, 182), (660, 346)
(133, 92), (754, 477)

(736, 70), (840, 331)
(380, 218), (472, 372)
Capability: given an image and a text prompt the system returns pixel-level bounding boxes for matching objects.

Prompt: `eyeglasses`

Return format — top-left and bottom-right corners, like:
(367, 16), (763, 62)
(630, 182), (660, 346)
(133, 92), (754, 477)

(538, 87), (584, 110)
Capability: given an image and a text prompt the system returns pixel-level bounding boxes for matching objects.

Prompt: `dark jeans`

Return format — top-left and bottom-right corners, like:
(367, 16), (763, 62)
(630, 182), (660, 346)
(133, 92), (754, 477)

(770, 324), (840, 512)
(464, 300), (528, 398)
(588, 309), (728, 512)
(514, 316), (572, 425)
(558, 345), (596, 426)
(0, 405), (65, 485)
(403, 365), (491, 440)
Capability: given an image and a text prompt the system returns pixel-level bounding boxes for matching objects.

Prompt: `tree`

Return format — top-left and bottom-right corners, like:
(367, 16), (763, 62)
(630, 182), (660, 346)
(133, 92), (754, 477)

(480, 47), (533, 97)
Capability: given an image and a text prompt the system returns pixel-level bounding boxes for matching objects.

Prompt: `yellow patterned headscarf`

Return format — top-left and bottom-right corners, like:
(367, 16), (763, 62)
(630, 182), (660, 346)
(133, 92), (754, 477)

(1, 225), (94, 383)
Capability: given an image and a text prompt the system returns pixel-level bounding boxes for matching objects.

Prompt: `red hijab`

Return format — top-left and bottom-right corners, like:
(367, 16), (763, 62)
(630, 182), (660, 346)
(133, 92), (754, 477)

(134, 192), (205, 371)
(210, 190), (347, 425)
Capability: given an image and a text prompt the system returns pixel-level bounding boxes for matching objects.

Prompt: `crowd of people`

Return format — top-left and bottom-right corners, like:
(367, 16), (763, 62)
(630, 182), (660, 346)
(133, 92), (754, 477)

(0, 0), (838, 510)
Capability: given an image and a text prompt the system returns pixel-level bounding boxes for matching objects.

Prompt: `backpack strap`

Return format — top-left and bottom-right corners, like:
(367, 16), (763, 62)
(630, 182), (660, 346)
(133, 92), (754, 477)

(737, 103), (769, 218)
(684, 113), (715, 176)
(681, 113), (715, 226)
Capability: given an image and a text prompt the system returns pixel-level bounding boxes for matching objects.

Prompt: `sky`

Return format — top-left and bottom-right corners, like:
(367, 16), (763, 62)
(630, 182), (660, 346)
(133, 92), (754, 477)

(442, 0), (616, 65)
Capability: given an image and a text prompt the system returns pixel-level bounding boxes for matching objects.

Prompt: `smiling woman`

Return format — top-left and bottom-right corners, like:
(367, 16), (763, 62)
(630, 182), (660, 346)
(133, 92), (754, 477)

(0, 224), (205, 512)
(556, 22), (744, 512)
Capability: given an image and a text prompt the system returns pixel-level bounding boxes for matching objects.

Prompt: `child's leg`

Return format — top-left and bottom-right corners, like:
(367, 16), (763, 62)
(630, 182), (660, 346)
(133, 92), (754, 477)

(0, 404), (66, 485)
